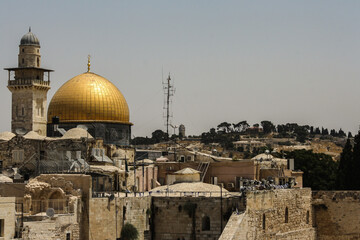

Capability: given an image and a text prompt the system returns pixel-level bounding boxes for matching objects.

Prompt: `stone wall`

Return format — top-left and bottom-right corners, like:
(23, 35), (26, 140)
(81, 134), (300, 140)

(220, 188), (316, 240)
(25, 174), (91, 240)
(88, 196), (151, 240)
(127, 165), (158, 192)
(22, 215), (80, 240)
(0, 183), (25, 197)
(313, 191), (360, 240)
(152, 196), (245, 240)
(156, 161), (256, 191)
(0, 197), (15, 240)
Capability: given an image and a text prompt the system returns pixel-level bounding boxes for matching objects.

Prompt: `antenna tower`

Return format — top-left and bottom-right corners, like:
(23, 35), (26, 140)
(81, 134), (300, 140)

(163, 73), (175, 137)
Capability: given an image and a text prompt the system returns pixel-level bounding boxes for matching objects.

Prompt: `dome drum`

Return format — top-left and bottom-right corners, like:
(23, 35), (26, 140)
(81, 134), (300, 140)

(47, 122), (131, 145)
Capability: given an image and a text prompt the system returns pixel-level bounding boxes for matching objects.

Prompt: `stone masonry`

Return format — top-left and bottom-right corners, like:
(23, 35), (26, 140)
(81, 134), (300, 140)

(313, 191), (360, 240)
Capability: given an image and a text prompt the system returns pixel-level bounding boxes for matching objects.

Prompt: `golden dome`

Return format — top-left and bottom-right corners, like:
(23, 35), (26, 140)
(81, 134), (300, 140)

(48, 72), (131, 124)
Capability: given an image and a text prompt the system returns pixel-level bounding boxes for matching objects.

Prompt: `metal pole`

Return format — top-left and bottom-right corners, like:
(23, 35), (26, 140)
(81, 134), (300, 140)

(220, 185), (223, 233)
(125, 155), (128, 197)
(115, 197), (118, 239)
(134, 157), (136, 197)
(166, 75), (170, 137)
(142, 158), (145, 194)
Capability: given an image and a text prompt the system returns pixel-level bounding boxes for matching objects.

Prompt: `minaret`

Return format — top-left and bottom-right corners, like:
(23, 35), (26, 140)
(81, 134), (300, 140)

(4, 28), (53, 136)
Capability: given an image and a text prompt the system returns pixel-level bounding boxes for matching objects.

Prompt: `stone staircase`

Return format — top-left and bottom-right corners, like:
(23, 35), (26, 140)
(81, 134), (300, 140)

(196, 162), (210, 181)
(23, 220), (57, 239)
(219, 212), (246, 240)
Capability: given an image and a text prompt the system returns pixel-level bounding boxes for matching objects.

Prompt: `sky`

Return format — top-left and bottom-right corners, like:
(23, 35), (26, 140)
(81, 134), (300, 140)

(1, 1), (360, 137)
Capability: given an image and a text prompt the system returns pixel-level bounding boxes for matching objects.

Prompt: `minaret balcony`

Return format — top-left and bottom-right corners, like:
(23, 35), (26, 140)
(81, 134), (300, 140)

(8, 78), (50, 87)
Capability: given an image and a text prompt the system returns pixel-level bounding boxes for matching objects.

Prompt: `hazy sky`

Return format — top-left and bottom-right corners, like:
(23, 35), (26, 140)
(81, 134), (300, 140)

(1, 1), (360, 137)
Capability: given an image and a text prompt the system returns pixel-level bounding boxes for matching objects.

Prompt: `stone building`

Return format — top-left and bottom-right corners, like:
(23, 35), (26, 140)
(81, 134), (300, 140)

(4, 28), (53, 136)
(47, 69), (132, 146)
(156, 160), (302, 191)
(4, 29), (131, 145)
(220, 188), (316, 240)
(0, 197), (16, 240)
(179, 124), (185, 138)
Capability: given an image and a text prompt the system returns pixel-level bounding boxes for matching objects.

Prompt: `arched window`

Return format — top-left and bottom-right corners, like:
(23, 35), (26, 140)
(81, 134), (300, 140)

(22, 48), (24, 53)
(202, 216), (210, 231)
(262, 213), (266, 230)
(37, 57), (40, 67)
(306, 210), (309, 224)
(285, 207), (289, 223)
(22, 58), (24, 64)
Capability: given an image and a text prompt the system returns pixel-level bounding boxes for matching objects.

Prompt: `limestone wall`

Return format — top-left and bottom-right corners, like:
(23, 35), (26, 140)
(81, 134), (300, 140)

(220, 189), (316, 240)
(27, 174), (91, 240)
(88, 196), (151, 240)
(152, 196), (245, 240)
(313, 191), (360, 240)
(22, 215), (80, 240)
(0, 183), (25, 197)
(0, 197), (15, 240)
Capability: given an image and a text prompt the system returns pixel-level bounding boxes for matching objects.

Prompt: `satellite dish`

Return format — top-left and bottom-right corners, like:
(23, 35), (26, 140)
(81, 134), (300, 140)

(46, 208), (55, 217)
(77, 125), (88, 131)
(15, 128), (27, 136)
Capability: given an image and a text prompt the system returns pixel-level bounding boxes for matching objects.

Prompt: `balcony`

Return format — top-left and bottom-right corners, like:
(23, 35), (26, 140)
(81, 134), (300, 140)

(8, 78), (50, 87)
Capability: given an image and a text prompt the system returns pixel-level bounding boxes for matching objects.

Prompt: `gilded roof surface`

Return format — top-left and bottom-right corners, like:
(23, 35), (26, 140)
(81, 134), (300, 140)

(48, 72), (130, 124)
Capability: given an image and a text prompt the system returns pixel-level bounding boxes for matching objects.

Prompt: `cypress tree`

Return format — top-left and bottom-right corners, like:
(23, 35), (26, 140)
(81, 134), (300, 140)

(351, 132), (360, 189)
(337, 139), (353, 189)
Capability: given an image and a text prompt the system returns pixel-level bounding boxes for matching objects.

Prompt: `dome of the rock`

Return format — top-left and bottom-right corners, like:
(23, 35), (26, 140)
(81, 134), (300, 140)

(47, 71), (131, 145)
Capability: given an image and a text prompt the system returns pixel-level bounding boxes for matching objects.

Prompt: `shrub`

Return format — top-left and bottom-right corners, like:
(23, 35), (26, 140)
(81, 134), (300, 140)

(120, 223), (139, 240)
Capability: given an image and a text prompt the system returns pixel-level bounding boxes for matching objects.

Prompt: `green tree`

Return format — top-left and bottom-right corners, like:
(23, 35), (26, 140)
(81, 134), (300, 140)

(294, 126), (308, 143)
(337, 139), (353, 189)
(217, 122), (232, 133)
(120, 223), (139, 240)
(338, 128), (346, 138)
(285, 150), (338, 190)
(351, 132), (360, 189)
(261, 120), (275, 134)
(131, 137), (154, 145)
(151, 129), (168, 143)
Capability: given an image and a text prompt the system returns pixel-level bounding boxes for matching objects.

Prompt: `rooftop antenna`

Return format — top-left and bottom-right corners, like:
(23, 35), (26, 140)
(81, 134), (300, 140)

(163, 72), (175, 138)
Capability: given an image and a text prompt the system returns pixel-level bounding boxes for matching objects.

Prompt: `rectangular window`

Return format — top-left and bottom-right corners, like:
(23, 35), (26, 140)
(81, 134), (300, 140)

(12, 150), (24, 162)
(0, 219), (4, 237)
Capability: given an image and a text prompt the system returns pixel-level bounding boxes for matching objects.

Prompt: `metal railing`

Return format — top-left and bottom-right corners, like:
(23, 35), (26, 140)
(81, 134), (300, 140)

(16, 198), (74, 215)
(8, 79), (50, 86)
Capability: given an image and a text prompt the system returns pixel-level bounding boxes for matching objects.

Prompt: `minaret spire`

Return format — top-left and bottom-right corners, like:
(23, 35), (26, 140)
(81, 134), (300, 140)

(87, 55), (91, 72)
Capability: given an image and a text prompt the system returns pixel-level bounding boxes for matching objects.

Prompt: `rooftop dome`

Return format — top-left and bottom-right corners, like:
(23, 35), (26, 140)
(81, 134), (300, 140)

(61, 128), (93, 139)
(20, 28), (40, 46)
(48, 72), (131, 124)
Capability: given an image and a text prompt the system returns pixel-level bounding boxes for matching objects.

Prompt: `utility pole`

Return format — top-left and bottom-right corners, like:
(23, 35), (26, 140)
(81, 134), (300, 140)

(125, 155), (128, 197)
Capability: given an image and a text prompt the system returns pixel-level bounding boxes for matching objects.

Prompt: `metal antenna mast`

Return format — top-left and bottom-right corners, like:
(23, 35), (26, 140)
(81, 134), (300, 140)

(163, 73), (175, 138)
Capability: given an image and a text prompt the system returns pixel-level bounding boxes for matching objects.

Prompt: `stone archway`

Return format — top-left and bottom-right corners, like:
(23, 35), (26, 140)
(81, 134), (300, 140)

(47, 190), (65, 213)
